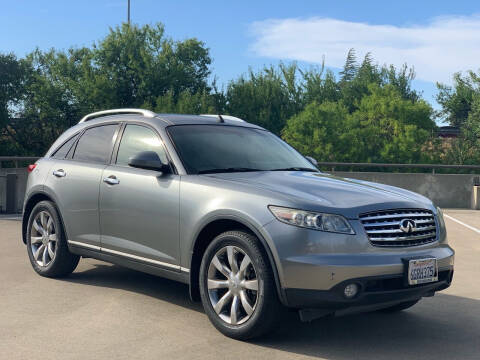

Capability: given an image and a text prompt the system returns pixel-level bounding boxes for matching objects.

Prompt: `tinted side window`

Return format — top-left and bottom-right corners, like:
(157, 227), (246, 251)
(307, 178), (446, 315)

(73, 125), (118, 164)
(116, 125), (168, 166)
(52, 134), (79, 159)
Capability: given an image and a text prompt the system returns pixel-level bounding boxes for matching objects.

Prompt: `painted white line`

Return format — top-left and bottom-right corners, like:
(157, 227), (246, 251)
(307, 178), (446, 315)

(444, 214), (480, 235)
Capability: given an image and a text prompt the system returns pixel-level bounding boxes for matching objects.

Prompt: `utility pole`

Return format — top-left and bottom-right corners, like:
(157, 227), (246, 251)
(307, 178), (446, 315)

(127, 0), (131, 25)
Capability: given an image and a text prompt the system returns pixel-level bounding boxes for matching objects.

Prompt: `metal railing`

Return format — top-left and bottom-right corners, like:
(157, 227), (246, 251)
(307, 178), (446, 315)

(317, 162), (480, 174)
(0, 157), (40, 169)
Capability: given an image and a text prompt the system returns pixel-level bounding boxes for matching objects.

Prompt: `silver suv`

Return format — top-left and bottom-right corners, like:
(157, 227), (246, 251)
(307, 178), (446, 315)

(22, 109), (454, 339)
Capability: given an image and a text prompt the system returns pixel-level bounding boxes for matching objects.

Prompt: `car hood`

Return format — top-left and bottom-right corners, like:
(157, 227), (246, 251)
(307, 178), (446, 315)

(206, 171), (435, 219)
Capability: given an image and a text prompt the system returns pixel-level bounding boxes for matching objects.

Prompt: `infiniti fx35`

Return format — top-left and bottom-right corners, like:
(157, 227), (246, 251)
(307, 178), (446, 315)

(22, 109), (454, 339)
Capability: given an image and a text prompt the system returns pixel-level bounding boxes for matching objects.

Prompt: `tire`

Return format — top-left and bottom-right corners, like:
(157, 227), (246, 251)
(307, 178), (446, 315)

(26, 200), (80, 278)
(379, 299), (420, 313)
(199, 230), (282, 340)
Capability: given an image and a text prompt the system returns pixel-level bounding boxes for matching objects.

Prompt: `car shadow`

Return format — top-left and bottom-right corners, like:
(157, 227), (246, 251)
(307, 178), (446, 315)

(62, 262), (479, 360)
(254, 294), (480, 359)
(62, 262), (204, 313)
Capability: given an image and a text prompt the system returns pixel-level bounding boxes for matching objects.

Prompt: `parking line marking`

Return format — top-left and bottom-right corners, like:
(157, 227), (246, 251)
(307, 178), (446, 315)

(444, 214), (480, 235)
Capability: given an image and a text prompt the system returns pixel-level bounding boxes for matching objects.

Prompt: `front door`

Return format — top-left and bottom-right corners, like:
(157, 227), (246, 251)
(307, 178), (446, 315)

(99, 124), (180, 269)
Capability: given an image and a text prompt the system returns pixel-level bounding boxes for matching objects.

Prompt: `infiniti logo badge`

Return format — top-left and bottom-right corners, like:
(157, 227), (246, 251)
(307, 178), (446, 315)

(400, 219), (417, 233)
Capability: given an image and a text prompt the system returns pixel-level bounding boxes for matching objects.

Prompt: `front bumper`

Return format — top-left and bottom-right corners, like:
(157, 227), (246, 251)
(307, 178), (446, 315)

(285, 268), (453, 309)
(262, 219), (455, 308)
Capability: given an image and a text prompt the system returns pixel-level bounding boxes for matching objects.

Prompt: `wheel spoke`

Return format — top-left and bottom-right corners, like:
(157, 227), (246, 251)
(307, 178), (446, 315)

(214, 290), (232, 315)
(227, 246), (238, 273)
(241, 279), (258, 291)
(207, 279), (229, 290)
(48, 233), (57, 242)
(46, 217), (53, 232)
(212, 255), (230, 278)
(33, 219), (43, 235)
(34, 244), (45, 260)
(30, 236), (43, 245)
(239, 255), (251, 275)
(240, 290), (254, 316)
(47, 242), (55, 259)
(230, 295), (239, 325)
(40, 212), (47, 228)
(42, 245), (48, 266)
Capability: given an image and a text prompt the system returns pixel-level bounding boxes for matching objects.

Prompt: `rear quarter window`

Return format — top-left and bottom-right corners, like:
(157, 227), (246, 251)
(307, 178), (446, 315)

(51, 134), (79, 159)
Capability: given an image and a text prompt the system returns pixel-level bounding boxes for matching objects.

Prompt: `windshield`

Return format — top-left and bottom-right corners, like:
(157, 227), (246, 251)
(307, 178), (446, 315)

(167, 125), (318, 174)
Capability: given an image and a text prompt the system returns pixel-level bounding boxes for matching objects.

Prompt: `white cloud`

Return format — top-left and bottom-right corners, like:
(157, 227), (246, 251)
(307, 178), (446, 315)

(250, 15), (480, 83)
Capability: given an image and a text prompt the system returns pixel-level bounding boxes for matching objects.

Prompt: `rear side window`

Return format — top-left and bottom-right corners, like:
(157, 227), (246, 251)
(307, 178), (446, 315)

(116, 124), (168, 166)
(73, 125), (118, 164)
(52, 134), (79, 159)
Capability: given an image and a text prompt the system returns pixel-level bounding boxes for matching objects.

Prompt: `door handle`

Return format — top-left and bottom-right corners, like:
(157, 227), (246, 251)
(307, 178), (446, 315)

(53, 169), (66, 178)
(103, 176), (120, 185)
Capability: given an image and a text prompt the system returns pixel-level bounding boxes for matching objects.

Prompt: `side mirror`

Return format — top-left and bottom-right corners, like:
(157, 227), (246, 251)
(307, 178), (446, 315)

(128, 151), (170, 173)
(305, 156), (318, 167)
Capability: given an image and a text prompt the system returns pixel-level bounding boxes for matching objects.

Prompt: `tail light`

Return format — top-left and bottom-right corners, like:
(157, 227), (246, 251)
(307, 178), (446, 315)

(27, 164), (37, 172)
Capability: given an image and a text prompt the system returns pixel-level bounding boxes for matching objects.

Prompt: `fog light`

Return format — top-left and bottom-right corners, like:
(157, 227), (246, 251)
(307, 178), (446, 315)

(344, 283), (359, 298)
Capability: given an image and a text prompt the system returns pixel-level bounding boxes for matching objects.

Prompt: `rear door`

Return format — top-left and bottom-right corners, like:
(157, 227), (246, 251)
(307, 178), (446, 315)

(45, 123), (120, 248)
(99, 123), (180, 269)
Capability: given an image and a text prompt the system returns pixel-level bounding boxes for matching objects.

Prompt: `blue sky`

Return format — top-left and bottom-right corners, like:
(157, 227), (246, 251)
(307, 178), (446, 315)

(2, 0), (480, 110)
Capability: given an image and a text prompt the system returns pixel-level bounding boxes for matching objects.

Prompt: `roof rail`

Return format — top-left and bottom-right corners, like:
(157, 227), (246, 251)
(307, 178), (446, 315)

(200, 114), (246, 123)
(79, 109), (156, 123)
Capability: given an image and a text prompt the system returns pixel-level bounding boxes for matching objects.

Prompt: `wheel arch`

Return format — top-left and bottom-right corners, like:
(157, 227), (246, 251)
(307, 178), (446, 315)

(188, 216), (287, 306)
(22, 192), (66, 244)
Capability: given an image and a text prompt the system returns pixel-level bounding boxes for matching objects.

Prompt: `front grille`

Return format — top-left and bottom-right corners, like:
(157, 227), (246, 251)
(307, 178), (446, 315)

(359, 209), (437, 247)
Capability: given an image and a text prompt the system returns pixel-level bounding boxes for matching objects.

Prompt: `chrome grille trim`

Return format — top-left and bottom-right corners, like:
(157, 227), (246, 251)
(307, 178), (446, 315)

(360, 209), (437, 247)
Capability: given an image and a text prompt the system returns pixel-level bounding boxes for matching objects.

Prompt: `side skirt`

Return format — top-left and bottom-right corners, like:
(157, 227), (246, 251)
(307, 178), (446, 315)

(68, 242), (190, 285)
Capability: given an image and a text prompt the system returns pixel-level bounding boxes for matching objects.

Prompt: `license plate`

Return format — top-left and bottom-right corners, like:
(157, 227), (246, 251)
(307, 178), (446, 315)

(407, 258), (438, 285)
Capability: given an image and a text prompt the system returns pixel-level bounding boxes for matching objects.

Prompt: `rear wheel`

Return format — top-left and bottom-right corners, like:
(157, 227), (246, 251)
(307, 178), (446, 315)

(26, 201), (80, 277)
(379, 299), (420, 313)
(199, 230), (282, 340)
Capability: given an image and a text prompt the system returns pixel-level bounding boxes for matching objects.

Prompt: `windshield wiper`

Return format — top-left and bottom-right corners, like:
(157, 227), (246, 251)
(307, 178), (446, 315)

(270, 167), (319, 172)
(198, 167), (262, 174)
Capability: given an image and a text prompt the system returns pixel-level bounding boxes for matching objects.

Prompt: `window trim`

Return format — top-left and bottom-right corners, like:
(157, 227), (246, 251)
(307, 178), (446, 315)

(69, 122), (122, 165)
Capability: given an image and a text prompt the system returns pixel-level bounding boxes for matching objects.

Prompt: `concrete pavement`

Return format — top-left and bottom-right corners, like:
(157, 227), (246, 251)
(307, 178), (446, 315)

(1, 210), (479, 360)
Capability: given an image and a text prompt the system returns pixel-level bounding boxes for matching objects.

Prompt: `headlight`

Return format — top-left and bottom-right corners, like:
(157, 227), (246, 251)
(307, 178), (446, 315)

(268, 206), (355, 234)
(436, 206), (446, 229)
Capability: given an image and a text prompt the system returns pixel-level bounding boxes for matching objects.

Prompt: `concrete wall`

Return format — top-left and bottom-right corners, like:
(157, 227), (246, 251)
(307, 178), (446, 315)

(333, 171), (479, 209)
(0, 168), (28, 213)
(0, 168), (478, 213)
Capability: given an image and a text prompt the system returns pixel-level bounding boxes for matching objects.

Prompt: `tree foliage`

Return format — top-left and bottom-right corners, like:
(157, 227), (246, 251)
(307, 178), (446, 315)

(435, 70), (480, 164)
(225, 63), (303, 135)
(0, 23), (212, 155)
(0, 26), (474, 166)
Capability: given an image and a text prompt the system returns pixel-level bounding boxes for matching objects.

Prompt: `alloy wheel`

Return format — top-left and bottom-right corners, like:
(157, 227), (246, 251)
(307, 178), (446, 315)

(207, 245), (259, 325)
(30, 211), (57, 267)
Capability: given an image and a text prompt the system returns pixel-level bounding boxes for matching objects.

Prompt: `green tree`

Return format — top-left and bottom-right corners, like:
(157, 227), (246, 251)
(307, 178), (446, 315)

(282, 84), (434, 163)
(339, 48), (357, 82)
(282, 101), (349, 161)
(226, 63), (303, 134)
(2, 23), (213, 155)
(437, 71), (480, 128)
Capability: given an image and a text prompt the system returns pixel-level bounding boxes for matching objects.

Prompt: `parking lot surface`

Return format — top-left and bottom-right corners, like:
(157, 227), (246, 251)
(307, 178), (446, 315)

(1, 210), (479, 360)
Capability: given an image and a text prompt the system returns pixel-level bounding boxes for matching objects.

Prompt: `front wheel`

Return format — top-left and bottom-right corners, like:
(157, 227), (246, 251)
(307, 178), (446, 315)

(199, 230), (282, 340)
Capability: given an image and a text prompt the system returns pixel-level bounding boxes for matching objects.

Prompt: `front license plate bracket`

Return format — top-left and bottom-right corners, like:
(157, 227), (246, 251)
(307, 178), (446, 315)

(403, 257), (438, 286)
